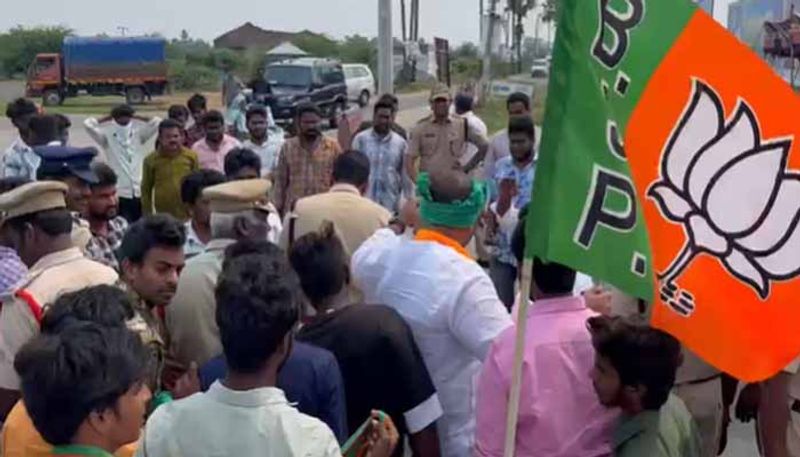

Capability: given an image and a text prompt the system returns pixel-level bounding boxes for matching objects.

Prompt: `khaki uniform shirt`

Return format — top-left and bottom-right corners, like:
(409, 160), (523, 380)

(126, 291), (167, 391)
(166, 239), (234, 368)
(408, 115), (489, 174)
(0, 247), (118, 389)
(279, 183), (392, 256)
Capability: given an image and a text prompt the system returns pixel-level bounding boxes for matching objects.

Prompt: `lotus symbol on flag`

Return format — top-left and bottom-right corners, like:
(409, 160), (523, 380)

(647, 80), (800, 316)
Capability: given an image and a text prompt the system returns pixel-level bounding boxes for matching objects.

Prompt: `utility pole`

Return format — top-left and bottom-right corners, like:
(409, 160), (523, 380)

(480, 0), (498, 96)
(480, 0), (485, 44)
(378, 0), (394, 94)
(409, 0), (419, 82)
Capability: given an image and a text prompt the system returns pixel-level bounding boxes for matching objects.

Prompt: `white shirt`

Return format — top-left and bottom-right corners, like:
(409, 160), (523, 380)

(485, 130), (510, 181)
(243, 134), (284, 178)
(84, 117), (161, 199)
(459, 111), (488, 167)
(352, 229), (513, 457)
(137, 381), (340, 457)
(267, 204), (283, 245)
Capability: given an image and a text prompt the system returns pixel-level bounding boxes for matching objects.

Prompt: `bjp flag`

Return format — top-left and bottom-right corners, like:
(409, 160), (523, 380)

(528, 0), (800, 381)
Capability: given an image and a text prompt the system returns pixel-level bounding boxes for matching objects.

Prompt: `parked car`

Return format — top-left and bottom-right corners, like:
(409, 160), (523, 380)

(26, 36), (168, 106)
(530, 57), (551, 79)
(343, 64), (375, 107)
(262, 58), (348, 129)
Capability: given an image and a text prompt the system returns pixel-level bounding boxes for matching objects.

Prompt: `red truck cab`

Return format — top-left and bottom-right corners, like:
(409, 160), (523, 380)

(25, 53), (64, 106)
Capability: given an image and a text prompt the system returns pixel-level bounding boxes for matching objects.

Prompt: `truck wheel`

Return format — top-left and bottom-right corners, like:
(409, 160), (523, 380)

(42, 90), (62, 107)
(126, 87), (146, 105)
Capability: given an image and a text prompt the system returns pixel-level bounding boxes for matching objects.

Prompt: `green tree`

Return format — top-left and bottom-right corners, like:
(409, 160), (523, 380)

(292, 33), (339, 58)
(0, 26), (72, 78)
(454, 42), (480, 59)
(507, 0), (536, 71)
(542, 0), (559, 22)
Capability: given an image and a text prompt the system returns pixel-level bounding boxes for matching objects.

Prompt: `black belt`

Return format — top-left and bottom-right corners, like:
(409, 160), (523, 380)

(678, 373), (722, 386)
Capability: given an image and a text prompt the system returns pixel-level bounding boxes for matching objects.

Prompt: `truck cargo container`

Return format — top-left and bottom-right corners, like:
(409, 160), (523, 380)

(26, 36), (168, 106)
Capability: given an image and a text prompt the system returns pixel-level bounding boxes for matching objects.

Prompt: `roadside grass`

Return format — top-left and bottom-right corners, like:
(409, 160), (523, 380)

(395, 81), (433, 94)
(40, 91), (223, 116)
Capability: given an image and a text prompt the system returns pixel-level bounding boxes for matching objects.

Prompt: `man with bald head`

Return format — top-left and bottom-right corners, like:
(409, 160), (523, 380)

(352, 168), (512, 457)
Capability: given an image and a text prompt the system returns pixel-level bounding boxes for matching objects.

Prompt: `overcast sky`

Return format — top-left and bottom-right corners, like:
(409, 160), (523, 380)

(0, 0), (732, 43)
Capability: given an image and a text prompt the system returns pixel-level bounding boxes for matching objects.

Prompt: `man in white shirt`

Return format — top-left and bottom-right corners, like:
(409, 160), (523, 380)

(241, 105), (284, 180)
(484, 92), (532, 194)
(352, 166), (512, 457)
(455, 94), (488, 177)
(84, 104), (161, 223)
(141, 249), (336, 456)
(3, 98), (39, 180)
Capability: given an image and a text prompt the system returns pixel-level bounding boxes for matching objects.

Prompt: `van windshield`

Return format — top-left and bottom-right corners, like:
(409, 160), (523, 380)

(265, 66), (312, 87)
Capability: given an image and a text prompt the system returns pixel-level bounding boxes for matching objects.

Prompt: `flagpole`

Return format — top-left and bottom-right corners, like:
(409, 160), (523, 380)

(503, 257), (534, 457)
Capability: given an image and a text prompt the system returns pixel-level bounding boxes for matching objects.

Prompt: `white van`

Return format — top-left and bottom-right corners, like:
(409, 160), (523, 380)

(343, 64), (376, 107)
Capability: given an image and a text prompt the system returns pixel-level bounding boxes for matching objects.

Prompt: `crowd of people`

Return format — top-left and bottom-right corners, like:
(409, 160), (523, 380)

(0, 82), (788, 457)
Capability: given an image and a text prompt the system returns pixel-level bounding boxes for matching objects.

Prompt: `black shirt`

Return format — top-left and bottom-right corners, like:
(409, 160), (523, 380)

(298, 304), (438, 442)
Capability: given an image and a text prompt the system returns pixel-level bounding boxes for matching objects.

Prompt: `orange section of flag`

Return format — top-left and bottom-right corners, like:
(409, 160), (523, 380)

(626, 11), (800, 381)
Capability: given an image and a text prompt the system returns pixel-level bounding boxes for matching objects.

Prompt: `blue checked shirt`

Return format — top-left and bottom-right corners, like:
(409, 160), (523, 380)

(491, 156), (536, 266)
(351, 129), (409, 214)
(2, 137), (40, 181)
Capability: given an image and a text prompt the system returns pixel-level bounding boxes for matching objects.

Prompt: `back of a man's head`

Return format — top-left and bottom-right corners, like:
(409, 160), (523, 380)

(27, 115), (61, 146)
(5, 208), (73, 240)
(15, 323), (149, 446)
(41, 285), (135, 335)
(454, 94), (474, 115)
(289, 221), (348, 307)
(215, 252), (300, 374)
(222, 239), (282, 271)
(0, 177), (30, 194)
(428, 165), (472, 204)
(588, 315), (682, 411)
(510, 205), (576, 296)
(332, 150), (370, 188)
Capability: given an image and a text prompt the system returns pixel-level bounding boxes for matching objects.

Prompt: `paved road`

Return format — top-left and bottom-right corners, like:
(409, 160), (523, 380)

(0, 80), (24, 104)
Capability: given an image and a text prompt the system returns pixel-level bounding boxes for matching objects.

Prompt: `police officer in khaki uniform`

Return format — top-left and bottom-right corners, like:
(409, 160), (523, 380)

(0, 181), (118, 419)
(673, 351), (724, 457)
(166, 179), (273, 369)
(280, 150), (391, 257)
(406, 84), (490, 183)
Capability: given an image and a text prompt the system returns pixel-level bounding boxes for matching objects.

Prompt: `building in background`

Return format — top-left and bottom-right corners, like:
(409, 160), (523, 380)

(695, 0), (716, 13)
(214, 22), (323, 52)
(728, 0), (785, 50)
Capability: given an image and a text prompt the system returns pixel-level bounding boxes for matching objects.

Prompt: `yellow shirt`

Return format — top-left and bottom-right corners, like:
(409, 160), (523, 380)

(0, 401), (136, 457)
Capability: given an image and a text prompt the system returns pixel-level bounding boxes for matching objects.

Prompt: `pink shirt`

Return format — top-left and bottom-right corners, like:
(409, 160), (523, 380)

(191, 135), (241, 172)
(475, 295), (618, 457)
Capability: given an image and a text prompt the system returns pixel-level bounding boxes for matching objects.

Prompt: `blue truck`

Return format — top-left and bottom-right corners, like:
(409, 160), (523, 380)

(25, 36), (169, 106)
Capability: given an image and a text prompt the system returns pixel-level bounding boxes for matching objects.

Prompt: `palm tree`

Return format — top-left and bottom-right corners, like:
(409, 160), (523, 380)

(507, 0), (536, 72)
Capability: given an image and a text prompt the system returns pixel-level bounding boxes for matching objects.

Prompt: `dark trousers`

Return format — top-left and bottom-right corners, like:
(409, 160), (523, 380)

(490, 259), (518, 311)
(119, 197), (142, 223)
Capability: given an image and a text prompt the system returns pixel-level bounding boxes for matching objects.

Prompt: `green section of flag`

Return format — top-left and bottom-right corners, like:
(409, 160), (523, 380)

(528, 0), (697, 300)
